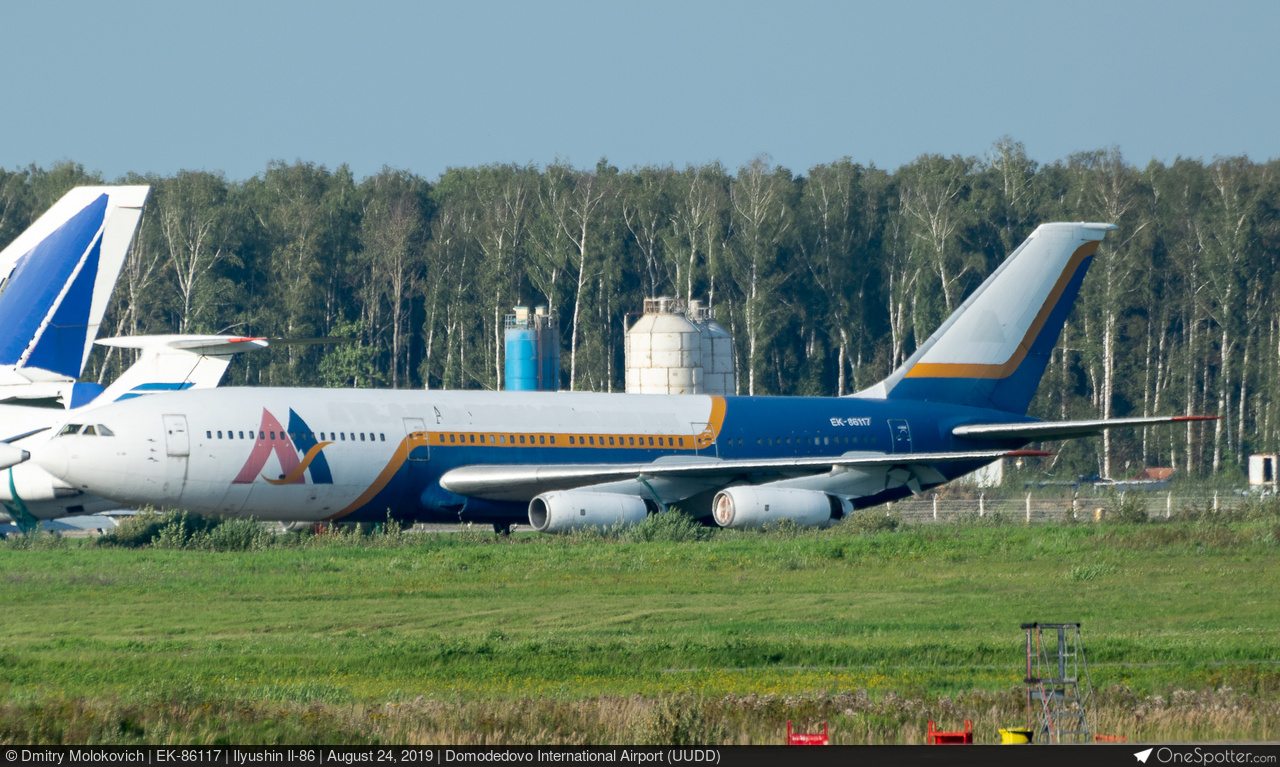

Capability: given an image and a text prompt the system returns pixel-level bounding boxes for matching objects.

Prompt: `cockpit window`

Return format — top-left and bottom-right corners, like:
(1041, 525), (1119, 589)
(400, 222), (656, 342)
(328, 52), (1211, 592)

(82, 425), (97, 436)
(97, 425), (115, 437)
(58, 424), (83, 436)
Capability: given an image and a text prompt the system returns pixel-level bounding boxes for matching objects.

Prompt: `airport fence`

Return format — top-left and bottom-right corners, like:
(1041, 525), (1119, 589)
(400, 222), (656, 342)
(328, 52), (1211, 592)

(883, 492), (1256, 524)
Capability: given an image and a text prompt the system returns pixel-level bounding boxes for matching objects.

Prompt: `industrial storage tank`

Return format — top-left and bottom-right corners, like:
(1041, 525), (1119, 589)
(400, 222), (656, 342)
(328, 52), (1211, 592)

(687, 300), (736, 395)
(624, 297), (703, 394)
(504, 306), (559, 391)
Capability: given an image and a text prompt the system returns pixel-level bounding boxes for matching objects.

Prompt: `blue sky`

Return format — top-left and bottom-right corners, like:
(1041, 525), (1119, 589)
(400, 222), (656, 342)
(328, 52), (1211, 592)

(4, 1), (1277, 181)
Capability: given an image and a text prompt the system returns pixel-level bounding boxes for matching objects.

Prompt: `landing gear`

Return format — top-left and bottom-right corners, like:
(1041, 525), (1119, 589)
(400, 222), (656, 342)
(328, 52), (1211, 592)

(493, 522), (512, 536)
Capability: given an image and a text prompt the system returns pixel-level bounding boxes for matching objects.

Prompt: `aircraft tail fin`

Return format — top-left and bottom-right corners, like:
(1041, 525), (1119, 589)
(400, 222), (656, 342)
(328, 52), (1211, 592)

(88, 335), (269, 408)
(0, 186), (150, 382)
(853, 222), (1115, 415)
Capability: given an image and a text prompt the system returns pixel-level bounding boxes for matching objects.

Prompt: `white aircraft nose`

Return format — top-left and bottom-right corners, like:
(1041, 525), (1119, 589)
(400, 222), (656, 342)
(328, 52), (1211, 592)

(32, 441), (70, 479)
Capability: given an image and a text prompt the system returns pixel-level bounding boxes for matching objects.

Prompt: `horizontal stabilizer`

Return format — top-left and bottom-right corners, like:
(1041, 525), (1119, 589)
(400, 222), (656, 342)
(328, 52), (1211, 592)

(953, 415), (1217, 441)
(441, 448), (1049, 502)
(97, 335), (271, 356)
(90, 335), (270, 407)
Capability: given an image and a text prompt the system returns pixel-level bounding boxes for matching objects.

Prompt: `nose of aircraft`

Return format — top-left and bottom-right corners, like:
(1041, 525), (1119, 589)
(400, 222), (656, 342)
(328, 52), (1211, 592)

(0, 442), (30, 470)
(32, 441), (70, 480)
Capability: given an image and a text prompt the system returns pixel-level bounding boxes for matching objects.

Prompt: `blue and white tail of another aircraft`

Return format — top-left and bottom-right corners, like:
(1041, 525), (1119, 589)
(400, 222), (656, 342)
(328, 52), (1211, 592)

(0, 186), (149, 407)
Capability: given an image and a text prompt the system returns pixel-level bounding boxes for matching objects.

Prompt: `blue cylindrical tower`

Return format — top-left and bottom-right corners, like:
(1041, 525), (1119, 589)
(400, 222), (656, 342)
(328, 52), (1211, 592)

(504, 306), (559, 391)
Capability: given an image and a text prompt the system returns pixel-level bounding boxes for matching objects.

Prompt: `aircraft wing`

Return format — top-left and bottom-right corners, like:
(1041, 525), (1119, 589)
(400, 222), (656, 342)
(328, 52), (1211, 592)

(953, 415), (1216, 441)
(440, 448), (1048, 501)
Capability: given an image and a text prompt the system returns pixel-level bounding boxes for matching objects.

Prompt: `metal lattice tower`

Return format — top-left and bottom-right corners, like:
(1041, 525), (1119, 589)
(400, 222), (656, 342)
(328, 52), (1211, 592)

(1022, 622), (1096, 743)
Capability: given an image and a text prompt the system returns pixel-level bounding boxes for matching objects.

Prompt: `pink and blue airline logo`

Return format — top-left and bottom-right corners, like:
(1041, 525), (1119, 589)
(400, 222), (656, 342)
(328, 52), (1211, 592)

(233, 409), (333, 485)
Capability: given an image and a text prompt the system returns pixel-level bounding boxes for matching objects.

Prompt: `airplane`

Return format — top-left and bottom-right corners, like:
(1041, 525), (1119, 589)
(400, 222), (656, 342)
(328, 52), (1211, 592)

(31, 222), (1214, 534)
(0, 184), (272, 531)
(0, 185), (151, 408)
(1, 334), (270, 530)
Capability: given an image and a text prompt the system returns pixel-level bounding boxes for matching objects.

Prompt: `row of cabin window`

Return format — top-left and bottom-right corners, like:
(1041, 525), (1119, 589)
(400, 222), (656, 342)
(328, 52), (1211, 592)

(442, 433), (684, 447)
(753, 434), (875, 447)
(207, 430), (386, 443)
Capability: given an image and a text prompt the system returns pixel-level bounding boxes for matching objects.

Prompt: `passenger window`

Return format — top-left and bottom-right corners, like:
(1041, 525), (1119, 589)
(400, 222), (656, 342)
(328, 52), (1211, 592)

(679, 438), (685, 447)
(608, 436), (614, 446)
(499, 435), (506, 444)
(448, 434), (455, 443)
(469, 434), (475, 443)
(539, 435), (545, 445)
(380, 434), (386, 442)
(569, 436), (575, 445)
(647, 437), (654, 446)
(340, 433), (346, 441)
(516, 435), (523, 444)
(205, 430), (211, 439)
(589, 436), (595, 445)
(239, 431), (245, 439)
(550, 436), (556, 445)
(217, 431), (223, 439)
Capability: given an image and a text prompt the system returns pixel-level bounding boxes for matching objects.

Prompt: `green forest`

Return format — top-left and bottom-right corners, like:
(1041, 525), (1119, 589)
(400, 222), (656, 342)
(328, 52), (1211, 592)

(1, 139), (1276, 481)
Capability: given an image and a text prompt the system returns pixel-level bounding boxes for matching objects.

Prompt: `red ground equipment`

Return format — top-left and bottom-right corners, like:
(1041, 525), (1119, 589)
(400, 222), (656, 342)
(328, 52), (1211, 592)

(926, 719), (973, 744)
(786, 720), (829, 745)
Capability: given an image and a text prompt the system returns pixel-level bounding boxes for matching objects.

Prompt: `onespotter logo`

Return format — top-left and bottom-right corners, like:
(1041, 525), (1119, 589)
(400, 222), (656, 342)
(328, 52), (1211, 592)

(233, 409), (333, 485)
(1137, 747), (1277, 764)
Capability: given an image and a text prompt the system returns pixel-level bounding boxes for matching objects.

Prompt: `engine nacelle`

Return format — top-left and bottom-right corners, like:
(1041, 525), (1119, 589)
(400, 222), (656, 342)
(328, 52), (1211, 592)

(528, 491), (653, 534)
(711, 486), (847, 530)
(0, 462), (80, 503)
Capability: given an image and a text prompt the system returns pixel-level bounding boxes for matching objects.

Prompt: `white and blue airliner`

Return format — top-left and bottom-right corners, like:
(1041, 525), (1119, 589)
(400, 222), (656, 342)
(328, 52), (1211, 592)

(32, 222), (1211, 533)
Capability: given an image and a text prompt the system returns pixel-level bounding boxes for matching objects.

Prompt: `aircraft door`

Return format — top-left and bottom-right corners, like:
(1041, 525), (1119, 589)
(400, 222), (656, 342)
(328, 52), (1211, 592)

(691, 422), (717, 456)
(404, 417), (429, 461)
(887, 419), (913, 453)
(160, 414), (189, 504)
(163, 414), (190, 456)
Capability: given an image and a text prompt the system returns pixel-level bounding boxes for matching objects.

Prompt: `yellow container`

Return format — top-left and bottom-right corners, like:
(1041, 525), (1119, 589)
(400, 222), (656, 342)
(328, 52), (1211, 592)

(999, 728), (1033, 744)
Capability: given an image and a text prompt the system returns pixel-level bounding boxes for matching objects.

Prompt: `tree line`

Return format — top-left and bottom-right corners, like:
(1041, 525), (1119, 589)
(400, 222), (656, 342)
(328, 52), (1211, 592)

(1, 139), (1277, 480)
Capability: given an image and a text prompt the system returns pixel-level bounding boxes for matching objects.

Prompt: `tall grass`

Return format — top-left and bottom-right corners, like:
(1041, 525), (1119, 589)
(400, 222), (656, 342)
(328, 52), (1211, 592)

(3, 509), (1279, 744)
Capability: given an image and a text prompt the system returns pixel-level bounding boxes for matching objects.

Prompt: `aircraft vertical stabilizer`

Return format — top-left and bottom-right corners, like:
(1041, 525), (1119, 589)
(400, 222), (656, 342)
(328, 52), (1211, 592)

(0, 186), (150, 382)
(854, 222), (1115, 415)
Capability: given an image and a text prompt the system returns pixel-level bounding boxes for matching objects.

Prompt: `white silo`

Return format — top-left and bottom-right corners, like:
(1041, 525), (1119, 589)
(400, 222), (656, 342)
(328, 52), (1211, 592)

(625, 297), (703, 394)
(687, 300), (736, 396)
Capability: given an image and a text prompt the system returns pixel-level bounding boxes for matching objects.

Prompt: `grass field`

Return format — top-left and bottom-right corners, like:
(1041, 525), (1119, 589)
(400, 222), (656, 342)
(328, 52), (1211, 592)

(2, 507), (1279, 744)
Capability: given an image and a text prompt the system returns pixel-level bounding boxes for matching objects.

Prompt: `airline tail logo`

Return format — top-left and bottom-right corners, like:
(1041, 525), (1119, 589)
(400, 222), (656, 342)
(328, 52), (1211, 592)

(233, 409), (333, 485)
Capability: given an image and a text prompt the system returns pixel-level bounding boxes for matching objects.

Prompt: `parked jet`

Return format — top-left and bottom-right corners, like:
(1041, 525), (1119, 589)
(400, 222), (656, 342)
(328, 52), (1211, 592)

(0, 186), (150, 408)
(1, 335), (270, 530)
(33, 222), (1212, 533)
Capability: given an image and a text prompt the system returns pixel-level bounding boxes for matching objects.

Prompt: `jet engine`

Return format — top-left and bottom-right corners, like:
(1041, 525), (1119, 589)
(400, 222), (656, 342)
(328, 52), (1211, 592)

(711, 486), (847, 530)
(528, 491), (654, 534)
